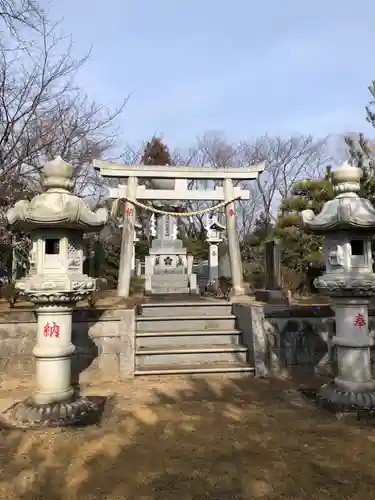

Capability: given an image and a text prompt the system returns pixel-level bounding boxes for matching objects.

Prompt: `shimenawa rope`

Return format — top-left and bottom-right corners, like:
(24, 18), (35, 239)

(111, 196), (239, 218)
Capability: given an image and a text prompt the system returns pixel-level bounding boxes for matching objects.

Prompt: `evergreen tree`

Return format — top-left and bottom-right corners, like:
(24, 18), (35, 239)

(276, 169), (333, 290)
(138, 137), (173, 250)
(241, 212), (272, 261)
(141, 137), (172, 166)
(240, 213), (274, 289)
(345, 81), (375, 204)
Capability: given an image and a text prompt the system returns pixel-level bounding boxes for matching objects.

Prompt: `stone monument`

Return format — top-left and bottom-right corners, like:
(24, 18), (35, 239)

(255, 239), (289, 304)
(144, 178), (197, 294)
(2, 156), (108, 428)
(301, 160), (375, 412)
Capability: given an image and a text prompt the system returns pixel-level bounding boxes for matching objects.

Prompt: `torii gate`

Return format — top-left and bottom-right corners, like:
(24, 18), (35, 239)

(93, 160), (265, 298)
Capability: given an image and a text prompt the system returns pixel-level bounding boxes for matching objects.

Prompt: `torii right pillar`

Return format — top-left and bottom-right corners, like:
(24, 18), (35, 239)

(224, 178), (245, 296)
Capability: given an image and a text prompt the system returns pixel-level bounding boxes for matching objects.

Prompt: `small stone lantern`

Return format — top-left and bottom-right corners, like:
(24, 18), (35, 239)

(205, 214), (225, 283)
(3, 156), (108, 427)
(301, 161), (375, 412)
(132, 219), (142, 275)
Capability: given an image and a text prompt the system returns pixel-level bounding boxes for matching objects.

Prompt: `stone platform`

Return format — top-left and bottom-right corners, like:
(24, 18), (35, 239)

(149, 273), (191, 294)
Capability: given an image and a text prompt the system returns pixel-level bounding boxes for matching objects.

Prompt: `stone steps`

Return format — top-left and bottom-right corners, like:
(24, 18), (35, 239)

(134, 362), (255, 376)
(140, 301), (233, 317)
(151, 274), (189, 280)
(151, 275), (189, 283)
(135, 300), (254, 376)
(136, 345), (248, 367)
(137, 315), (237, 333)
(136, 329), (242, 348)
(150, 286), (190, 294)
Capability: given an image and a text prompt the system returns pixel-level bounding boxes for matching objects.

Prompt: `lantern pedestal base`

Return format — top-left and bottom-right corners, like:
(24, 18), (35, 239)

(318, 382), (375, 414)
(0, 395), (107, 429)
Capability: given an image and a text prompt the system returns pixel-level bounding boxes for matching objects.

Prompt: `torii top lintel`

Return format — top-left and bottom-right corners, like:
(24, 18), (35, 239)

(93, 159), (265, 181)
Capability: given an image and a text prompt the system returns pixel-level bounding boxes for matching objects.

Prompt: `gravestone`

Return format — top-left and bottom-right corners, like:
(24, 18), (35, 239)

(255, 239), (290, 304)
(197, 259), (210, 294)
(264, 240), (282, 289)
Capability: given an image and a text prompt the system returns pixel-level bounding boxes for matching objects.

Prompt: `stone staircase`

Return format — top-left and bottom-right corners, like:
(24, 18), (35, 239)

(135, 298), (255, 376)
(150, 274), (190, 294)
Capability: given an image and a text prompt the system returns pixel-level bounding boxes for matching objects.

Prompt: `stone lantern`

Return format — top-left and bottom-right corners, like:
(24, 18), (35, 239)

(301, 161), (375, 412)
(3, 156), (108, 427)
(205, 214), (225, 283)
(132, 219), (142, 275)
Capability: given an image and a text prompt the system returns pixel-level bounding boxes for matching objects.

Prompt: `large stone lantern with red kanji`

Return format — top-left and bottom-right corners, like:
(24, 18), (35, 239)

(301, 161), (375, 412)
(3, 156), (108, 427)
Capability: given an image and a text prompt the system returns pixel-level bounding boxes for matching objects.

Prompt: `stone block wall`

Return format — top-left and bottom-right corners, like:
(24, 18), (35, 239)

(3, 301), (375, 383)
(234, 303), (375, 378)
(0, 311), (36, 383)
(0, 307), (135, 386)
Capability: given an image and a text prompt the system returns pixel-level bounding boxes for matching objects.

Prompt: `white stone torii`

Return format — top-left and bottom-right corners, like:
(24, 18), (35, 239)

(93, 160), (265, 298)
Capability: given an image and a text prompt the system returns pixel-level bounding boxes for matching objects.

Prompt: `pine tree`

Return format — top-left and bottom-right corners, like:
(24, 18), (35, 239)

(276, 169), (333, 290)
(345, 81), (375, 205)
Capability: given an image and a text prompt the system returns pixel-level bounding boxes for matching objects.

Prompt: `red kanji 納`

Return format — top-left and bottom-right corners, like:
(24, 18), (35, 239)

(125, 207), (134, 217)
(43, 321), (60, 338)
(354, 313), (366, 329)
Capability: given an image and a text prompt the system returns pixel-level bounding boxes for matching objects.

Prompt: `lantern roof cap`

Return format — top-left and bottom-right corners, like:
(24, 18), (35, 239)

(331, 160), (362, 195)
(7, 156), (108, 231)
(301, 160), (375, 233)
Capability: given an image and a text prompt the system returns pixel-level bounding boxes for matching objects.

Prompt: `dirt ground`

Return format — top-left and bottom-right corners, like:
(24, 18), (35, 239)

(2, 375), (375, 500)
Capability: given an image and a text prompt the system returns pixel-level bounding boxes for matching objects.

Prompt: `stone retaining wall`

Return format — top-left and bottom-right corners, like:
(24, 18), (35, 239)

(3, 302), (375, 383)
(234, 303), (375, 377)
(0, 307), (135, 385)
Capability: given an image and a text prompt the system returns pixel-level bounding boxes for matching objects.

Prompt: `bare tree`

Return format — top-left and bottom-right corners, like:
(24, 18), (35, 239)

(236, 183), (262, 240)
(238, 134), (328, 226)
(175, 132), (240, 240)
(0, 9), (127, 278)
(0, 0), (44, 35)
(173, 133), (328, 258)
(0, 16), (126, 196)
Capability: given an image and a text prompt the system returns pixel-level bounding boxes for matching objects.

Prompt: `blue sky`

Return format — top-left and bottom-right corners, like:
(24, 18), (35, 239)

(45, 0), (375, 150)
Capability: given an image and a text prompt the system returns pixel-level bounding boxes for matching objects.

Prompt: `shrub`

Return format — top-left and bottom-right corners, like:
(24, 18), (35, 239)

(1, 281), (20, 308)
(129, 276), (144, 296)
